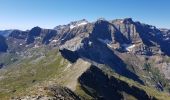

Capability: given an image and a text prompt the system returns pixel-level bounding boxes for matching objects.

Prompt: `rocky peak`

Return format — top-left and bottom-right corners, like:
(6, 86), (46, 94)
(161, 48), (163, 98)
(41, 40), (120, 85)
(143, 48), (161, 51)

(54, 25), (68, 31)
(26, 26), (42, 44)
(69, 19), (88, 25)
(68, 19), (88, 29)
(111, 18), (134, 24)
(91, 19), (115, 41)
(54, 19), (89, 31)
(122, 18), (134, 24)
(29, 26), (42, 37)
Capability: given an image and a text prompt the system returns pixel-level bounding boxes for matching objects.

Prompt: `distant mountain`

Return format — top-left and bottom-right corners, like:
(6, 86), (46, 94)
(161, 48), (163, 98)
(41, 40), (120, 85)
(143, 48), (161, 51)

(0, 30), (13, 37)
(0, 18), (170, 100)
(54, 19), (88, 30)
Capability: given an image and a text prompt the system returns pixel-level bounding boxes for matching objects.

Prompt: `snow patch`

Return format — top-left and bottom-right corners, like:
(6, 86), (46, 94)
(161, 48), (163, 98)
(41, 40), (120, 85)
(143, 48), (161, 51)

(150, 26), (155, 30)
(165, 37), (169, 41)
(122, 44), (136, 52)
(88, 41), (92, 46)
(120, 20), (123, 23)
(98, 38), (112, 44)
(33, 44), (40, 48)
(70, 21), (88, 29)
(60, 43), (84, 51)
(51, 39), (57, 43)
(98, 38), (113, 48)
(70, 25), (76, 29)
(77, 22), (88, 26)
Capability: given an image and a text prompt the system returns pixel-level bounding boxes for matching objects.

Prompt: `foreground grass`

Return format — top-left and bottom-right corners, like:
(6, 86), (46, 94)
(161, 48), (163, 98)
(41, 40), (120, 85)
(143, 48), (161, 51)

(0, 48), (68, 99)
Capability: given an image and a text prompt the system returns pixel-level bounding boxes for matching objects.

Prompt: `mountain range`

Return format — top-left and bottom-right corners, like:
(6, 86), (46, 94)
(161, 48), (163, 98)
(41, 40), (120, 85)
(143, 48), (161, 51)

(0, 18), (170, 100)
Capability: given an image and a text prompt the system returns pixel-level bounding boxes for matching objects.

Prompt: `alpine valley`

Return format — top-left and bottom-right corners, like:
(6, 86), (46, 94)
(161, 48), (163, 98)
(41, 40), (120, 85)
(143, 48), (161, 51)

(0, 18), (170, 100)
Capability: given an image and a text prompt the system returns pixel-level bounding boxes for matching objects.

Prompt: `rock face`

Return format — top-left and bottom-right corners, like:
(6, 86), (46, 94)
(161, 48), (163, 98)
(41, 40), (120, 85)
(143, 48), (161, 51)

(111, 18), (141, 43)
(42, 30), (57, 44)
(12, 86), (81, 100)
(47, 86), (81, 100)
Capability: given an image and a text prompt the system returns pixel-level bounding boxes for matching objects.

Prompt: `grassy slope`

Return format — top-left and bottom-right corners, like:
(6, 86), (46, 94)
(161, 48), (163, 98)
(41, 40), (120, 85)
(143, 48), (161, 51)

(75, 65), (170, 100)
(0, 47), (170, 100)
(101, 65), (170, 100)
(117, 52), (170, 92)
(0, 47), (92, 99)
(0, 47), (69, 99)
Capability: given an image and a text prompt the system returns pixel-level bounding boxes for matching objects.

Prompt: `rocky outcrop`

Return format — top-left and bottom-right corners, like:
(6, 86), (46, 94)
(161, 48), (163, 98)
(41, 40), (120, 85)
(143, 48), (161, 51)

(12, 86), (80, 100)
(47, 86), (80, 100)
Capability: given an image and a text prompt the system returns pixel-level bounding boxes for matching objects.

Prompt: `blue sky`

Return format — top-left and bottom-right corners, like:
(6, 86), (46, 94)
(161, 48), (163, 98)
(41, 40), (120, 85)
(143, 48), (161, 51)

(0, 0), (169, 30)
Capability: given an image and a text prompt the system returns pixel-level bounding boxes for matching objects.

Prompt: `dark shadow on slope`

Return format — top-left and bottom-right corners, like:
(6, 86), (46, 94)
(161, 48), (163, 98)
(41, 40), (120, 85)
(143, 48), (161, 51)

(159, 41), (170, 56)
(135, 23), (170, 56)
(0, 63), (4, 69)
(135, 23), (163, 46)
(9, 30), (28, 39)
(91, 20), (113, 41)
(78, 20), (144, 84)
(78, 66), (156, 100)
(59, 49), (79, 63)
(78, 38), (143, 84)
(60, 32), (76, 45)
(42, 30), (57, 44)
(0, 35), (8, 52)
(26, 26), (42, 44)
(91, 19), (130, 44)
(59, 20), (143, 84)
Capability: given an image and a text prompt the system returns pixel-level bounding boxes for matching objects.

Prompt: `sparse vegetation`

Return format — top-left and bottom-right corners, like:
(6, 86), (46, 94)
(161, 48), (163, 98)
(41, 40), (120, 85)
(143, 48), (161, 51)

(0, 48), (68, 99)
